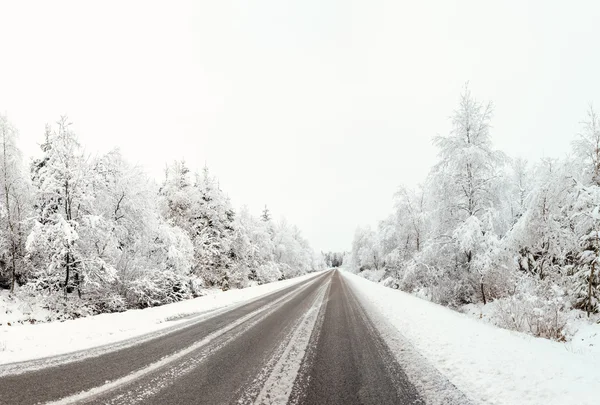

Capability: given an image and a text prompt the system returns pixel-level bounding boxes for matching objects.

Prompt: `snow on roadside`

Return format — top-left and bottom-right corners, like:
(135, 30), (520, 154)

(342, 270), (600, 405)
(0, 272), (323, 366)
(461, 301), (600, 356)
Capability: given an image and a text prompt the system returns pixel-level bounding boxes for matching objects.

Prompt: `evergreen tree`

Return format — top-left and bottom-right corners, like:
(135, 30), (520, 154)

(27, 117), (116, 297)
(261, 205), (271, 222)
(192, 166), (236, 288)
(571, 183), (600, 315)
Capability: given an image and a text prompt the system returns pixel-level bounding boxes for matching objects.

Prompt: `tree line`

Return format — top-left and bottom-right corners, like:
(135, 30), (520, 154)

(322, 251), (346, 268)
(351, 85), (600, 339)
(0, 114), (322, 318)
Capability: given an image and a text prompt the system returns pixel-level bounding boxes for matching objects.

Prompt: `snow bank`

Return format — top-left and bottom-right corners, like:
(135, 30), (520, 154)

(356, 268), (386, 283)
(0, 272), (323, 365)
(342, 271), (600, 405)
(461, 301), (600, 356)
(0, 290), (53, 325)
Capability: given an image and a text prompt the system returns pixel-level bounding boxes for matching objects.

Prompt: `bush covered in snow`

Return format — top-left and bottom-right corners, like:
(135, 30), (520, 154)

(256, 262), (283, 284)
(493, 277), (570, 340)
(358, 268), (387, 283)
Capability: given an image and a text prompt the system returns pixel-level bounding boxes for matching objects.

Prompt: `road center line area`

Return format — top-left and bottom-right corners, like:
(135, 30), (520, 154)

(0, 270), (469, 405)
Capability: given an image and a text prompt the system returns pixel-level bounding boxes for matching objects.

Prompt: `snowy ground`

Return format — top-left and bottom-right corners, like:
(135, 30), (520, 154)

(351, 267), (600, 354)
(461, 301), (600, 356)
(343, 270), (600, 405)
(0, 271), (323, 366)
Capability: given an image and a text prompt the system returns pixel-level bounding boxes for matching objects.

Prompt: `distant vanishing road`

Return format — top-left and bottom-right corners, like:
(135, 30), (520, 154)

(0, 270), (462, 404)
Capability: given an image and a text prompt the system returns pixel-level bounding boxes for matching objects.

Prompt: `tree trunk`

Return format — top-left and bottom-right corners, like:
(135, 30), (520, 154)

(64, 250), (71, 298)
(74, 270), (82, 299)
(588, 260), (595, 317)
(10, 241), (16, 293)
(589, 232), (599, 318)
(2, 129), (17, 293)
(481, 280), (487, 305)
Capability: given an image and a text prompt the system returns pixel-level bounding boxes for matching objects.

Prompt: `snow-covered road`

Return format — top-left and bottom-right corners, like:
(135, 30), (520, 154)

(0, 271), (324, 367)
(0, 270), (460, 405)
(344, 271), (600, 405)
(1, 270), (597, 404)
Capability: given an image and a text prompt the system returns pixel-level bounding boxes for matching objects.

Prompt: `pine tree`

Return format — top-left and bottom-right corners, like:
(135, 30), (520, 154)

(159, 160), (195, 232)
(261, 205), (271, 222)
(192, 166), (236, 288)
(572, 183), (600, 316)
(27, 117), (116, 298)
(570, 109), (600, 315)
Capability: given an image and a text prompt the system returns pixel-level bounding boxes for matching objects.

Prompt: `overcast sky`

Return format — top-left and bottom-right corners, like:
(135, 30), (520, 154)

(1, 0), (600, 252)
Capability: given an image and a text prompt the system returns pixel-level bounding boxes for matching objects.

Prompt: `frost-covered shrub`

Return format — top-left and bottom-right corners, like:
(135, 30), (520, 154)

(277, 263), (297, 280)
(126, 271), (192, 308)
(482, 265), (515, 302)
(188, 277), (205, 298)
(89, 291), (127, 313)
(571, 260), (600, 315)
(226, 265), (250, 290)
(493, 277), (569, 340)
(382, 276), (400, 289)
(359, 268), (386, 283)
(396, 261), (425, 293)
(256, 262), (283, 284)
(42, 294), (95, 321)
(125, 278), (159, 308)
(396, 259), (442, 295)
(15, 284), (94, 321)
(431, 270), (479, 307)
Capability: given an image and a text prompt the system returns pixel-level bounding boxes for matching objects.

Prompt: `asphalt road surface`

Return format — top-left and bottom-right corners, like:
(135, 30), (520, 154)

(0, 270), (458, 404)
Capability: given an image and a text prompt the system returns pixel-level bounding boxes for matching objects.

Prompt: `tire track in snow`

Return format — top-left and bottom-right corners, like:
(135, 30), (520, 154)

(40, 275), (324, 405)
(288, 271), (425, 405)
(0, 306), (224, 377)
(342, 272), (474, 405)
(285, 278), (330, 405)
(0, 273), (324, 377)
(234, 277), (331, 405)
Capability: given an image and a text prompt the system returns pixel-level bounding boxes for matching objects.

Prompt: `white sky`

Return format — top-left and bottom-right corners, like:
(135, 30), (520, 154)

(1, 0), (600, 252)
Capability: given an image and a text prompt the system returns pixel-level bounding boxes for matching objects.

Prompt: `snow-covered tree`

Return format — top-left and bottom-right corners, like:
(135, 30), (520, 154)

(572, 105), (600, 185)
(232, 206), (279, 284)
(350, 226), (381, 272)
(192, 167), (236, 288)
(390, 185), (427, 264)
(271, 219), (313, 278)
(510, 158), (532, 221)
(27, 117), (116, 298)
(571, 182), (600, 315)
(0, 114), (30, 292)
(508, 158), (577, 280)
(426, 85), (507, 303)
(261, 205), (271, 222)
(568, 107), (600, 315)
(0, 114), (317, 318)
(159, 160), (195, 232)
(323, 251), (344, 268)
(87, 150), (194, 308)
(346, 91), (600, 338)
